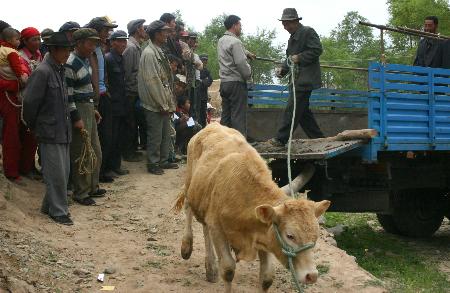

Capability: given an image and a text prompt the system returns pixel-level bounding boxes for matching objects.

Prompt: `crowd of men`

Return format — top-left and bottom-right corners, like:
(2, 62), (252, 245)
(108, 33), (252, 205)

(0, 14), (213, 225)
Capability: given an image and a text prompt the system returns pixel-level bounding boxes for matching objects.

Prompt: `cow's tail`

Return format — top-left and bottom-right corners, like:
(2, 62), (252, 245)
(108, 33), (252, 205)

(172, 186), (186, 213)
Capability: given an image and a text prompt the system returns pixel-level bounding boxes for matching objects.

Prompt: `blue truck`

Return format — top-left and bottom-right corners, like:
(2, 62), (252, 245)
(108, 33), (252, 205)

(252, 62), (450, 237)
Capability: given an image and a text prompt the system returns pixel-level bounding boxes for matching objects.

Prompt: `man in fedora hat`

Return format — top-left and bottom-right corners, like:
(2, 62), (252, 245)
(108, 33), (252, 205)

(270, 8), (324, 146)
(22, 32), (75, 225)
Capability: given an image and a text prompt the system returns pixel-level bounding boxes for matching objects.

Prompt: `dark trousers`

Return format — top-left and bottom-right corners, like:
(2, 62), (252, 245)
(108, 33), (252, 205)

(98, 95), (113, 175)
(199, 98), (208, 128)
(110, 116), (125, 171)
(276, 90), (324, 143)
(219, 81), (248, 137)
(189, 86), (200, 121)
(136, 103), (147, 148)
(123, 96), (138, 157)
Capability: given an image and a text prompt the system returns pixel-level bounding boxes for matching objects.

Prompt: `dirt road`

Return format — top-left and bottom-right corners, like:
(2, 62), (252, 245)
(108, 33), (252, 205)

(0, 160), (385, 293)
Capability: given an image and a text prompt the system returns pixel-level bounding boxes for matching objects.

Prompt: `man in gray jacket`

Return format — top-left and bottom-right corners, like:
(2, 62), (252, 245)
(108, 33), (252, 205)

(217, 15), (254, 137)
(22, 32), (76, 225)
(123, 18), (146, 162)
(138, 20), (178, 175)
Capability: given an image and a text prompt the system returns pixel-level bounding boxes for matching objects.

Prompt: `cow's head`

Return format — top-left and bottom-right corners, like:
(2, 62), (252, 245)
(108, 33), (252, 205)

(255, 199), (330, 284)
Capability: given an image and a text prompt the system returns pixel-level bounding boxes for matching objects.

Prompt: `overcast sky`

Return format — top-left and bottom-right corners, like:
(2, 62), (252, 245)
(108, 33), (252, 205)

(3, 0), (390, 45)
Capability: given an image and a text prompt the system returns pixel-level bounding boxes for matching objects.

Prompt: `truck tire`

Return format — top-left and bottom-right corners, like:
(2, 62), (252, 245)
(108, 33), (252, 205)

(376, 213), (400, 234)
(390, 189), (444, 237)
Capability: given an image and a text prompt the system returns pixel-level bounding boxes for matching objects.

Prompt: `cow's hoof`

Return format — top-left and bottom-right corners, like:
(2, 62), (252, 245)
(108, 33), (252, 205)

(205, 262), (218, 283)
(224, 269), (235, 282)
(261, 279), (273, 291)
(181, 237), (193, 260)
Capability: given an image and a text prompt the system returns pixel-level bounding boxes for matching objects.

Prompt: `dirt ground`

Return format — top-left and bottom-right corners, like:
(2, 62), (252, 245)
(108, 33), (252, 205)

(0, 159), (388, 293)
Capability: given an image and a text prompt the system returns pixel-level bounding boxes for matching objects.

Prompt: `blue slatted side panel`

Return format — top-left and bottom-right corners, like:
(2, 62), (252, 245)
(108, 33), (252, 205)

(366, 62), (450, 162)
(248, 86), (369, 109)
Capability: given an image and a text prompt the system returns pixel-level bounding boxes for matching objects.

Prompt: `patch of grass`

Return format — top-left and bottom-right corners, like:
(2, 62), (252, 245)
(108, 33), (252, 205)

(317, 264), (330, 275)
(146, 243), (171, 257)
(325, 212), (450, 293)
(143, 261), (163, 269)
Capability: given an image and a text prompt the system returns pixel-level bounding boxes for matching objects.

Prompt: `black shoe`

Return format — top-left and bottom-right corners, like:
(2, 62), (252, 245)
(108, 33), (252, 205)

(168, 157), (182, 163)
(161, 162), (179, 169)
(112, 168), (129, 176)
(50, 215), (74, 225)
(148, 165), (164, 175)
(99, 175), (114, 183)
(267, 138), (285, 147)
(89, 188), (106, 197)
(73, 197), (96, 206)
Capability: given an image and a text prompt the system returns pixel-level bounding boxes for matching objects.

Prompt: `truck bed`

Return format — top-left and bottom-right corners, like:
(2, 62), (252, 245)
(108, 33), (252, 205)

(254, 139), (365, 160)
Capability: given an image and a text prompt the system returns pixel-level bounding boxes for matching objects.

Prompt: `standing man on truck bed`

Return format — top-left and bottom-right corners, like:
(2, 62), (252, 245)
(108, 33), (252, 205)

(413, 16), (443, 68)
(270, 8), (324, 147)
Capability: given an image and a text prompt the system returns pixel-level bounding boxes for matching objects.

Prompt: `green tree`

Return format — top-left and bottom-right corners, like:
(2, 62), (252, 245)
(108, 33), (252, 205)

(321, 11), (379, 90)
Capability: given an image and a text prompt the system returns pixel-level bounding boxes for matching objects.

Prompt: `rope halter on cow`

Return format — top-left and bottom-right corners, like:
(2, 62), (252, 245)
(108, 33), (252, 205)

(273, 223), (315, 293)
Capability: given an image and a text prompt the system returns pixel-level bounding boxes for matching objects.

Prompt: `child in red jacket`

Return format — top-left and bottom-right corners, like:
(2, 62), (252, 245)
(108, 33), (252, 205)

(0, 28), (28, 86)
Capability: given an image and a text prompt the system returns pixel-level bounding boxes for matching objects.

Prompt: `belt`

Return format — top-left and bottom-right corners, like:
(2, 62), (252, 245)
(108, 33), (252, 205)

(74, 97), (94, 103)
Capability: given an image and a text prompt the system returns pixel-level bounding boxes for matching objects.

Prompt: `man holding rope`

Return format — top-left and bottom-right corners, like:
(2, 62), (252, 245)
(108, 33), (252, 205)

(65, 28), (105, 206)
(270, 8), (324, 147)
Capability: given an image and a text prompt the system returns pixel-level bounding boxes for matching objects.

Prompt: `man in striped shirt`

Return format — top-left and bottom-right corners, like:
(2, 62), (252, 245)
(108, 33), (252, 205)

(65, 28), (105, 206)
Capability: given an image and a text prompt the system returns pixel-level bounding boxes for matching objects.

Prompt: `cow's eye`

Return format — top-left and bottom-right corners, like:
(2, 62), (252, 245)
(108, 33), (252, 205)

(286, 234), (295, 241)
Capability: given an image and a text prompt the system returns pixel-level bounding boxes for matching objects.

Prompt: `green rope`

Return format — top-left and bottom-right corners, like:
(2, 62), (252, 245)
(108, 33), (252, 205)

(273, 223), (315, 293)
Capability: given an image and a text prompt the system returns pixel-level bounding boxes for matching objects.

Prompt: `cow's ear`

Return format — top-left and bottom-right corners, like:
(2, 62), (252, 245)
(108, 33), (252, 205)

(255, 204), (276, 224)
(314, 200), (331, 218)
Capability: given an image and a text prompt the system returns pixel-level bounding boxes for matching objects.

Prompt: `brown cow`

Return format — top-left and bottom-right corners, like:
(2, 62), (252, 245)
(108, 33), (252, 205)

(174, 123), (330, 292)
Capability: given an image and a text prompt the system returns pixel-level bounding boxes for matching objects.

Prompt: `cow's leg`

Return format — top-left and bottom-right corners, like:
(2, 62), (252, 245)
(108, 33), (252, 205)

(210, 229), (235, 293)
(258, 250), (275, 293)
(181, 202), (194, 260)
(203, 224), (218, 282)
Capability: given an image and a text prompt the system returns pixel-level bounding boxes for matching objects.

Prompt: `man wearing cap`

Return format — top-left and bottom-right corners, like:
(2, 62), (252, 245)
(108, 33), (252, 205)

(39, 28), (54, 56)
(65, 28), (104, 206)
(123, 18), (146, 162)
(59, 21), (80, 42)
(217, 15), (254, 137)
(104, 30), (129, 177)
(138, 20), (177, 175)
(22, 32), (74, 225)
(86, 16), (118, 183)
(270, 8), (324, 147)
(185, 33), (203, 122)
(198, 54), (213, 127)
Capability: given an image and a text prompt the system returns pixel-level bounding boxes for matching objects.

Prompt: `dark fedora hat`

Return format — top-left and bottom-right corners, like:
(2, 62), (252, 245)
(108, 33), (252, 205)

(279, 8), (302, 21)
(45, 32), (74, 47)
